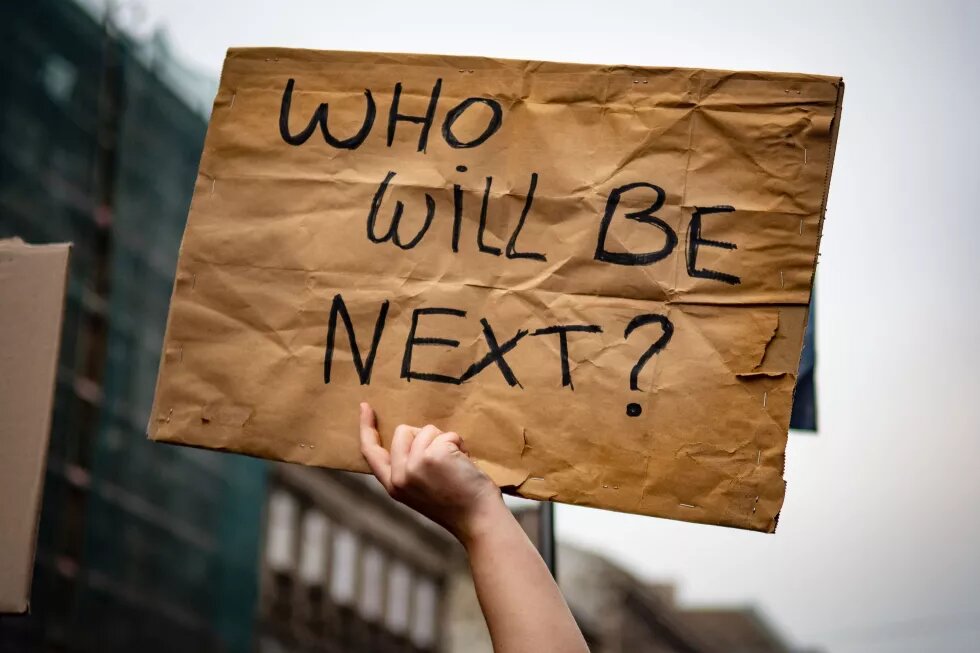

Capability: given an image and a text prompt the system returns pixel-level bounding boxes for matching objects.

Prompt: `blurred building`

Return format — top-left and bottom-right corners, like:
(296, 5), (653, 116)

(446, 504), (811, 653)
(0, 1), (263, 651)
(257, 464), (459, 653)
(679, 607), (808, 653)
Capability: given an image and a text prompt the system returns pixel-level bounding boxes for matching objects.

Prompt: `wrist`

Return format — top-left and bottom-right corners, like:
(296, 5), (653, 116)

(454, 490), (511, 549)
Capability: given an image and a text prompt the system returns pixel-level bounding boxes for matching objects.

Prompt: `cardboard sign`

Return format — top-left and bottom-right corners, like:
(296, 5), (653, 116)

(1, 239), (71, 613)
(149, 48), (843, 532)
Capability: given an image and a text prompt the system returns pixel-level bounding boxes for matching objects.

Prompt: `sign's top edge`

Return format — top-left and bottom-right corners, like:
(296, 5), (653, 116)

(223, 46), (843, 86)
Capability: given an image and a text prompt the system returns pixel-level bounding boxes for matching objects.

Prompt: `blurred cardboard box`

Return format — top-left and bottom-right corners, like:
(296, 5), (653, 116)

(0, 238), (71, 613)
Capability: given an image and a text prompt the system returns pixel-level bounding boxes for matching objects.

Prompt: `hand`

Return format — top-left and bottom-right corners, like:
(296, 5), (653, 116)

(358, 402), (504, 544)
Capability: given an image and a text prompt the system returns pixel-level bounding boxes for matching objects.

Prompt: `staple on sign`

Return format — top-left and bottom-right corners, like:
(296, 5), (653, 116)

(779, 270), (784, 288)
(803, 147), (808, 164)
(529, 476), (545, 481)
(762, 391), (768, 408)
(210, 178), (215, 196)
(799, 219), (804, 235)
(229, 93), (236, 109)
(679, 503), (696, 509)
(756, 450), (761, 465)
(166, 408), (173, 423)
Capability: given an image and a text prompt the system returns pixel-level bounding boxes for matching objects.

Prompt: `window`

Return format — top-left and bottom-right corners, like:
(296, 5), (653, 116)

(410, 576), (438, 649)
(329, 528), (358, 605)
(358, 546), (385, 622)
(298, 510), (329, 585)
(41, 55), (78, 104)
(266, 490), (297, 571)
(384, 561), (412, 636)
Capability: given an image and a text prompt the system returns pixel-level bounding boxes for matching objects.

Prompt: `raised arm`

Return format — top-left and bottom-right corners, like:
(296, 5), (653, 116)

(358, 402), (589, 653)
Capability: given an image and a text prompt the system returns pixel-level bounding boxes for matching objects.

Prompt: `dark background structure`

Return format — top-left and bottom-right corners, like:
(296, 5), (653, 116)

(0, 2), (265, 650)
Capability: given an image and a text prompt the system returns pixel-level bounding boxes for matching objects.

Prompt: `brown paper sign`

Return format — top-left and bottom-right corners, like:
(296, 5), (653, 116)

(149, 48), (843, 532)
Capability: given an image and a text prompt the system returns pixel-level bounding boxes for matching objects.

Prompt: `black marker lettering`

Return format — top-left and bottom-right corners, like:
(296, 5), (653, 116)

(279, 78), (375, 149)
(452, 176), (502, 255)
(442, 97), (503, 149)
(477, 176), (501, 256)
(460, 319), (528, 387)
(324, 294), (389, 385)
(531, 324), (603, 390)
(452, 182), (464, 253)
(595, 182), (677, 266)
(388, 79), (442, 152)
(401, 307), (466, 384)
(687, 205), (740, 285)
(366, 171), (435, 249)
(279, 79), (318, 145)
(505, 172), (546, 261)
(624, 313), (674, 392)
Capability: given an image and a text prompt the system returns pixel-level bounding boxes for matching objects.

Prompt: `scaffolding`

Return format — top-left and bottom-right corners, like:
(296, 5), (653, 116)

(0, 2), (266, 652)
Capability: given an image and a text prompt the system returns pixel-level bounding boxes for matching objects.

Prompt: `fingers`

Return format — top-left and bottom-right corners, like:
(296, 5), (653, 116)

(359, 403), (392, 490)
(362, 407), (468, 499)
(432, 431), (464, 455)
(409, 424), (443, 468)
(389, 423), (419, 489)
(359, 402), (378, 439)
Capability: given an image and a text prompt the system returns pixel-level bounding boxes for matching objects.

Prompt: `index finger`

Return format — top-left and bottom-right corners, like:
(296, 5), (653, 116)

(359, 402), (392, 490)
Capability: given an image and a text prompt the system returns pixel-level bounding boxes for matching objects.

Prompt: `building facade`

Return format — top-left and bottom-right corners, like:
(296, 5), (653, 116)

(446, 504), (810, 653)
(256, 464), (460, 653)
(0, 2), (264, 651)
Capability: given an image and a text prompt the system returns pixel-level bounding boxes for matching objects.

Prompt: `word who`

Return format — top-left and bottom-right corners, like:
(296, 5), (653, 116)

(279, 77), (502, 152)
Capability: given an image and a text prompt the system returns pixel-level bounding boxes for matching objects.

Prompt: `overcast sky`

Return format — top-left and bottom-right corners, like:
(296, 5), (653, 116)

(116, 1), (980, 651)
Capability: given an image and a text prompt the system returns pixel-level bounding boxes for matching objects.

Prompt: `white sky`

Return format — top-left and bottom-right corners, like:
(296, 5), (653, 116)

(119, 1), (980, 651)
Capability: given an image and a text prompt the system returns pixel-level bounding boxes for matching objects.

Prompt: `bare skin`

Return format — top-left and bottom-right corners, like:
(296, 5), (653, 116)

(358, 402), (589, 653)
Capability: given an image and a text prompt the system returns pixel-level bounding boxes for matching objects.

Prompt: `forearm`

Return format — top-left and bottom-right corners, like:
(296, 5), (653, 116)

(356, 404), (586, 651)
(460, 499), (589, 653)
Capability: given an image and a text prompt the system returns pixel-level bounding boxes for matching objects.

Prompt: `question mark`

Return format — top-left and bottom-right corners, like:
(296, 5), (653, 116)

(624, 313), (674, 417)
